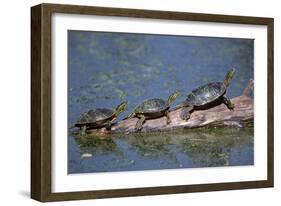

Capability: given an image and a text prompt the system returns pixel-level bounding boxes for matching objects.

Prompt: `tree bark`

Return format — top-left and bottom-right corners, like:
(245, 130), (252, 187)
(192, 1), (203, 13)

(87, 80), (254, 135)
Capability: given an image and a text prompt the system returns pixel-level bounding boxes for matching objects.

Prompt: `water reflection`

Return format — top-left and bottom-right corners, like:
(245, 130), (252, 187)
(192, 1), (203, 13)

(69, 128), (253, 173)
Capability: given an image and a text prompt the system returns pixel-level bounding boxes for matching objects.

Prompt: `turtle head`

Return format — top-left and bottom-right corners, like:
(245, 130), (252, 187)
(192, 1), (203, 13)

(224, 68), (236, 87)
(114, 101), (128, 117)
(167, 91), (180, 105)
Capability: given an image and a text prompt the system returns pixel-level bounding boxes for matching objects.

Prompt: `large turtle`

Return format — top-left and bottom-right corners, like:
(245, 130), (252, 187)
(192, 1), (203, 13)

(125, 91), (180, 131)
(176, 68), (236, 120)
(75, 101), (128, 134)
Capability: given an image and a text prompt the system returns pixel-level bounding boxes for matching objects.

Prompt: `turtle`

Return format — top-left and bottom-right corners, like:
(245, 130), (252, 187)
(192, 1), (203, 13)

(125, 91), (180, 131)
(175, 68), (236, 121)
(75, 101), (128, 134)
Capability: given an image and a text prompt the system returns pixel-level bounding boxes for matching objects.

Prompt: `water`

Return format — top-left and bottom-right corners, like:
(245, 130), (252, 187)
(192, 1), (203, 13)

(68, 30), (254, 174)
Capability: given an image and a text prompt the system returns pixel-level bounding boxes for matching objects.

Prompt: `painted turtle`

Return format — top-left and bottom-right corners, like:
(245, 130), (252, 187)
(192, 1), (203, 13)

(125, 91), (180, 131)
(75, 101), (128, 133)
(176, 68), (236, 120)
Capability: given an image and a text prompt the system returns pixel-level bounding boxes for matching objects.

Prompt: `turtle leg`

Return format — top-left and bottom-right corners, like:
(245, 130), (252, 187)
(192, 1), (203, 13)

(135, 115), (146, 132)
(165, 110), (171, 124)
(180, 106), (194, 121)
(105, 120), (112, 130)
(80, 126), (87, 137)
(223, 95), (234, 110)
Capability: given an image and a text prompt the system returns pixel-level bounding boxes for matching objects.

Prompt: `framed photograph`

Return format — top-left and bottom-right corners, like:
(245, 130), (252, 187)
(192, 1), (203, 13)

(31, 3), (274, 202)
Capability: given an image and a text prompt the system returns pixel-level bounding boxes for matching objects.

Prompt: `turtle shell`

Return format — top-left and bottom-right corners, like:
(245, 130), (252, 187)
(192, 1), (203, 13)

(76, 108), (114, 127)
(185, 82), (226, 106)
(135, 98), (169, 114)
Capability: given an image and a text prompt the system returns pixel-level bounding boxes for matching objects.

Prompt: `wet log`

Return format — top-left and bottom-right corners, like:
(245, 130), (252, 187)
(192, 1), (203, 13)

(87, 80), (254, 135)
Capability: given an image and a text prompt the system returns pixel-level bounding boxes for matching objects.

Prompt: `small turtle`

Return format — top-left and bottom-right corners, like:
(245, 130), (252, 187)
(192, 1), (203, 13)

(75, 101), (128, 134)
(125, 91), (180, 131)
(176, 68), (236, 120)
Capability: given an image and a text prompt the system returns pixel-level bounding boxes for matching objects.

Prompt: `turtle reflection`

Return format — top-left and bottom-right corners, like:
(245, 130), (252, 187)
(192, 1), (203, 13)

(70, 128), (253, 173)
(178, 128), (254, 167)
(72, 134), (136, 173)
(75, 135), (121, 155)
(128, 133), (172, 157)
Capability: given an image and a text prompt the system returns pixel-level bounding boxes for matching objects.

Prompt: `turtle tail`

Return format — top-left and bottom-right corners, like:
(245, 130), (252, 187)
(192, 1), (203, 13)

(169, 101), (188, 111)
(122, 112), (135, 120)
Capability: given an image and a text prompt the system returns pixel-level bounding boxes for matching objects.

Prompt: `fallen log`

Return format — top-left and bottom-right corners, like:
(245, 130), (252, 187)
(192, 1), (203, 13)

(87, 80), (254, 135)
